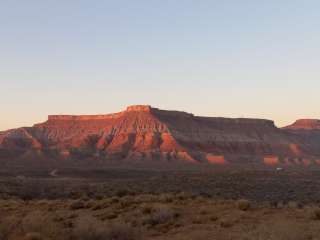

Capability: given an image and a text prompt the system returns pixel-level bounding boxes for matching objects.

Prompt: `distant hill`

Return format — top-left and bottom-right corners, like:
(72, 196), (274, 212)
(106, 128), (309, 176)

(1, 105), (320, 166)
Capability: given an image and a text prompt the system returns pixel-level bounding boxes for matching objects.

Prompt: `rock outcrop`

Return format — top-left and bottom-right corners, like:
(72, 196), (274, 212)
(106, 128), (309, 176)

(1, 105), (320, 165)
(284, 119), (320, 130)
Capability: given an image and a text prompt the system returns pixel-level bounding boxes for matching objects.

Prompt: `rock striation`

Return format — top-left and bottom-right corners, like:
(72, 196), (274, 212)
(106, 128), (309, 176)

(1, 105), (320, 165)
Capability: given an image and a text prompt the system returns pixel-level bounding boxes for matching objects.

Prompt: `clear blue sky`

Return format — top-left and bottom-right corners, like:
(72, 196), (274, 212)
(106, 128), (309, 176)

(1, 0), (319, 130)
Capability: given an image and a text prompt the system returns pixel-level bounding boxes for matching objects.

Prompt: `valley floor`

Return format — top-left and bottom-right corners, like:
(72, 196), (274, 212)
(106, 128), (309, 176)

(1, 166), (320, 239)
(1, 165), (320, 203)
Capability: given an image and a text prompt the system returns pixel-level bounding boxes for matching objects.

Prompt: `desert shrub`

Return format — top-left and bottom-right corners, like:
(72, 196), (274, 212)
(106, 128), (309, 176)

(115, 189), (130, 198)
(191, 216), (204, 225)
(134, 194), (157, 203)
(100, 212), (118, 221)
(103, 223), (139, 240)
(143, 205), (178, 226)
(109, 197), (120, 204)
(175, 230), (216, 240)
(91, 203), (104, 211)
(140, 204), (153, 214)
(237, 199), (250, 211)
(24, 232), (44, 240)
(276, 201), (285, 209)
(210, 215), (219, 222)
(69, 200), (85, 210)
(94, 195), (104, 200)
(243, 220), (314, 240)
(219, 218), (234, 228)
(0, 216), (21, 240)
(73, 216), (138, 240)
(73, 216), (106, 240)
(310, 207), (320, 220)
(176, 192), (190, 201)
(199, 208), (208, 215)
(287, 201), (301, 209)
(91, 199), (109, 211)
(118, 197), (133, 209)
(158, 193), (174, 203)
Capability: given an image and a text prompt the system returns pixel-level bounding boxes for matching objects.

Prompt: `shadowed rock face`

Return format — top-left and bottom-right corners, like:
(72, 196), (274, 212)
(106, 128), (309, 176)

(0, 105), (320, 165)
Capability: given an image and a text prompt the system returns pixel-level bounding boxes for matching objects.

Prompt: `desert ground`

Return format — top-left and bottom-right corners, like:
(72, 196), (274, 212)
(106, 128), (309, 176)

(1, 162), (320, 240)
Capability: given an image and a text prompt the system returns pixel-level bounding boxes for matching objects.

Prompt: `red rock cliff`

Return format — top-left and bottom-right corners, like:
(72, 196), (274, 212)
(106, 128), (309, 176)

(284, 119), (320, 130)
(1, 105), (320, 165)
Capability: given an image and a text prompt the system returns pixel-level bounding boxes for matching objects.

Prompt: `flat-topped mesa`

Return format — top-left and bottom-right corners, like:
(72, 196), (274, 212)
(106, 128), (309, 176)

(284, 119), (320, 130)
(47, 112), (125, 121)
(126, 105), (154, 112)
(3, 104), (320, 164)
(232, 118), (276, 128)
(46, 105), (156, 121)
(198, 117), (276, 129)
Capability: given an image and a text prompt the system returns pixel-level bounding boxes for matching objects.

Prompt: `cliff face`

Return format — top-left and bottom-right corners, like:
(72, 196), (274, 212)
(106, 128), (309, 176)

(284, 119), (320, 130)
(1, 105), (320, 165)
(282, 119), (320, 162)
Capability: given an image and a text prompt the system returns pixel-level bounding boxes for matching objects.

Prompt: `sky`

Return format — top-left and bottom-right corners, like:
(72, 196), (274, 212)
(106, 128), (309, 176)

(0, 0), (319, 130)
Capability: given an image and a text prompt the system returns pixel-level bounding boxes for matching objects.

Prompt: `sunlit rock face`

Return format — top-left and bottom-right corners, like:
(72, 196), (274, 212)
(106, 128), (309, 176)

(264, 156), (280, 166)
(282, 119), (320, 165)
(284, 119), (320, 130)
(1, 105), (320, 165)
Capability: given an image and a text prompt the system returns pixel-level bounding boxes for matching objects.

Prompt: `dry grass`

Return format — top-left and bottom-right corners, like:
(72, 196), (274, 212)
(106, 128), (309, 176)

(73, 216), (138, 240)
(142, 204), (178, 226)
(242, 219), (316, 240)
(1, 195), (320, 240)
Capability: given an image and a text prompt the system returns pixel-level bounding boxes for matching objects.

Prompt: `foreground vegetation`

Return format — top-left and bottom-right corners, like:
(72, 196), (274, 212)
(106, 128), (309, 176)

(1, 166), (320, 239)
(1, 193), (320, 240)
